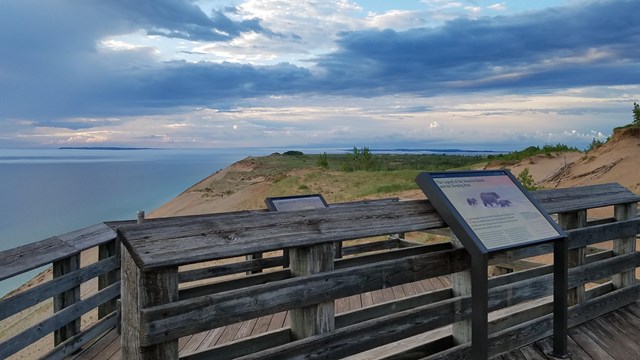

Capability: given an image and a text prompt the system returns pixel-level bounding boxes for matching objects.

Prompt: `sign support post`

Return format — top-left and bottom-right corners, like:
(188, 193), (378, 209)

(551, 236), (570, 358)
(416, 170), (567, 359)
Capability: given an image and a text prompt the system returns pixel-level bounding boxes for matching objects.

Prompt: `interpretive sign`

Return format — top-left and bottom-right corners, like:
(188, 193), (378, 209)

(416, 170), (569, 360)
(265, 194), (328, 212)
(416, 170), (563, 253)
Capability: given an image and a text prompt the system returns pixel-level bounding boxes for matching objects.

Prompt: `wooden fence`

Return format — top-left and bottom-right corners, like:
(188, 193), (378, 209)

(0, 222), (124, 359)
(116, 183), (640, 359)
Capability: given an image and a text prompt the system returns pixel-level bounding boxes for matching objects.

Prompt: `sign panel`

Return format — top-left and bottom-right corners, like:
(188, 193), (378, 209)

(265, 194), (328, 212)
(417, 170), (563, 252)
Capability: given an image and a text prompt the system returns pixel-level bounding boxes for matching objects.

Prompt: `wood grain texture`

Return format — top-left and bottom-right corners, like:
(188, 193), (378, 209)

(117, 183), (639, 271)
(141, 248), (469, 345)
(289, 244), (335, 340)
(0, 282), (120, 359)
(559, 210), (587, 306)
(613, 202), (638, 289)
(53, 254), (81, 346)
(0, 256), (119, 322)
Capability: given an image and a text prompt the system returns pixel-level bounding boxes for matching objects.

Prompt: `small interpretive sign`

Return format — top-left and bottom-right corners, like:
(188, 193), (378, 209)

(265, 194), (328, 212)
(417, 170), (563, 253)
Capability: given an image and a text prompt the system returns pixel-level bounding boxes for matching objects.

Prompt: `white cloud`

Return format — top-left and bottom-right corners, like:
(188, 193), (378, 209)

(488, 3), (506, 11)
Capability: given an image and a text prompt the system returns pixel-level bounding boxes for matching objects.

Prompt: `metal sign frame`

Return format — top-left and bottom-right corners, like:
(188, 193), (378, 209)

(416, 170), (569, 359)
(265, 194), (328, 212)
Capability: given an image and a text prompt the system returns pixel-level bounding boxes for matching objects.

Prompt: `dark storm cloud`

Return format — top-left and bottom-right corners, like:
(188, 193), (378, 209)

(316, 0), (640, 94)
(1, 0), (638, 125)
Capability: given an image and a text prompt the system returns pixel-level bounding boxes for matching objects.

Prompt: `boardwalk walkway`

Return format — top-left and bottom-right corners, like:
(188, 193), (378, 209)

(73, 276), (452, 360)
(73, 276), (640, 360)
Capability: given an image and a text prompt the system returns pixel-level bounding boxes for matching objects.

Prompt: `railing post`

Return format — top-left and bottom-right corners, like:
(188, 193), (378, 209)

(121, 244), (178, 359)
(53, 254), (81, 345)
(613, 202), (638, 289)
(558, 210), (586, 305)
(98, 237), (120, 319)
(450, 233), (472, 345)
(289, 243), (335, 339)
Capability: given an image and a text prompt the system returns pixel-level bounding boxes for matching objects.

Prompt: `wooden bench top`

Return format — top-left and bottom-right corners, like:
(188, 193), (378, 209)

(118, 183), (640, 271)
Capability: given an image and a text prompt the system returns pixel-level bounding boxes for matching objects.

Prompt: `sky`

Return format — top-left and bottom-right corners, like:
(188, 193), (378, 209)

(1, 0), (638, 151)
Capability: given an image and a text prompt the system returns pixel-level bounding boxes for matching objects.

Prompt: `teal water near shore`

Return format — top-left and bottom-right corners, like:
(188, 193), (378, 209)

(0, 148), (267, 296)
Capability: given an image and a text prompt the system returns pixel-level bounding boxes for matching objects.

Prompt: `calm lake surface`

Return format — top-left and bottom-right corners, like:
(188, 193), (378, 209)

(0, 147), (268, 296)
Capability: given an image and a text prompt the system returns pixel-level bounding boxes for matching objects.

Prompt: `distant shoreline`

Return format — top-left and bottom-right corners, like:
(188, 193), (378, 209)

(58, 146), (153, 150)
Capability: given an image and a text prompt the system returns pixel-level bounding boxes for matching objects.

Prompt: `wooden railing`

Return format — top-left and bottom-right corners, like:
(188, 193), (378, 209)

(0, 221), (127, 359)
(116, 183), (640, 359)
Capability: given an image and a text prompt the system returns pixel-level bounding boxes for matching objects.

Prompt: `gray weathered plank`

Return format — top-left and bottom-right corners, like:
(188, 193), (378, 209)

(58, 222), (117, 251)
(141, 248), (469, 345)
(118, 183), (639, 271)
(0, 236), (75, 281)
(0, 281), (120, 359)
(0, 256), (119, 321)
(42, 311), (118, 360)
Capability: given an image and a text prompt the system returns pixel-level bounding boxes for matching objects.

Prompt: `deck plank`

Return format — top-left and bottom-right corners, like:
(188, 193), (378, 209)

(568, 327), (613, 360)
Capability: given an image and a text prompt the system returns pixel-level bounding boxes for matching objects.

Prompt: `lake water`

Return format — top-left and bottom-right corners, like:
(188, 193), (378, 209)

(0, 147), (270, 296)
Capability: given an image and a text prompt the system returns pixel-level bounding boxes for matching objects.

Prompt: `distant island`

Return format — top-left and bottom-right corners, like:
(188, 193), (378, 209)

(59, 146), (153, 150)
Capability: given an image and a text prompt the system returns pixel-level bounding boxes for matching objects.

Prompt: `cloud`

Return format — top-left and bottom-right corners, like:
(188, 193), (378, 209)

(1, 0), (639, 149)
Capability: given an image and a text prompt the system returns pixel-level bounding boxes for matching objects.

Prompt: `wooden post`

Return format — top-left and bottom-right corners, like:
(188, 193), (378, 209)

(289, 243), (335, 339)
(137, 210), (145, 224)
(98, 238), (120, 319)
(450, 233), (472, 345)
(613, 202), (637, 289)
(558, 210), (586, 306)
(121, 245), (179, 359)
(246, 252), (264, 275)
(53, 254), (81, 345)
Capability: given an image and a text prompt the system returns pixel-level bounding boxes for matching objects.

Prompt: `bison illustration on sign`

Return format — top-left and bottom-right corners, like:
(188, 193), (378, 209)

(480, 192), (500, 207)
(498, 199), (512, 207)
(467, 198), (478, 206)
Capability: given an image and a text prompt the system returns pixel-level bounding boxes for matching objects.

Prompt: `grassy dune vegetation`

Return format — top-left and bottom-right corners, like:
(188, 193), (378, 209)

(230, 150), (488, 203)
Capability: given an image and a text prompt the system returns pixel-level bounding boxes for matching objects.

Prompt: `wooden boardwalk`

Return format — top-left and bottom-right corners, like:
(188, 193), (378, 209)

(72, 277), (640, 360)
(72, 276), (452, 360)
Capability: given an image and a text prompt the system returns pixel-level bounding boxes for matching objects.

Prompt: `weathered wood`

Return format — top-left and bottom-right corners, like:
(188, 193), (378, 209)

(0, 236), (75, 281)
(53, 254), (81, 346)
(42, 311), (118, 360)
(182, 329), (292, 360)
(0, 256), (119, 321)
(117, 183), (639, 271)
(613, 202), (637, 289)
(179, 269), (291, 300)
(245, 252), (264, 274)
(118, 200), (446, 270)
(98, 239), (120, 319)
(450, 234), (472, 345)
(236, 296), (472, 360)
(335, 242), (452, 270)
(289, 244), (335, 339)
(489, 218), (640, 264)
(559, 210), (587, 305)
(424, 284), (640, 360)
(0, 223), (116, 282)
(57, 222), (117, 251)
(141, 248), (469, 345)
(341, 238), (404, 256)
(121, 246), (179, 360)
(336, 288), (452, 328)
(0, 281), (120, 359)
(532, 183), (640, 214)
(179, 256), (286, 282)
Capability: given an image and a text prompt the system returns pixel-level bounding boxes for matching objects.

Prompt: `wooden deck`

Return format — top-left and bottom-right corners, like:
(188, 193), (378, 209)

(72, 276), (452, 360)
(72, 277), (640, 360)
